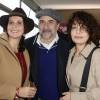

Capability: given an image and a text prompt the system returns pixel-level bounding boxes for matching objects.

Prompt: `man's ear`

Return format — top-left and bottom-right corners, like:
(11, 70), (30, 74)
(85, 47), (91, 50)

(57, 23), (60, 30)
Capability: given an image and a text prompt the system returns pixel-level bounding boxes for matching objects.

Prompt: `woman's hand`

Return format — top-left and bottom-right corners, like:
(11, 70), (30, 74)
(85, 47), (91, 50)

(17, 86), (37, 98)
(60, 92), (71, 100)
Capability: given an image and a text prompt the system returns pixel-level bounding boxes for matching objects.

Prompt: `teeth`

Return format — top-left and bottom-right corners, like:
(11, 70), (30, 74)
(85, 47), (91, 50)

(12, 31), (17, 33)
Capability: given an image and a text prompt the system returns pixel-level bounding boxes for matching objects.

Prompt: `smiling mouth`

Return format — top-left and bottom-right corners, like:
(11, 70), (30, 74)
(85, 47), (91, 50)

(11, 31), (18, 33)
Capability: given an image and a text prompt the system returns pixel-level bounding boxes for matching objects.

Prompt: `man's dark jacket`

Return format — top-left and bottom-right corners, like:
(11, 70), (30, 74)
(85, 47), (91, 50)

(25, 33), (72, 99)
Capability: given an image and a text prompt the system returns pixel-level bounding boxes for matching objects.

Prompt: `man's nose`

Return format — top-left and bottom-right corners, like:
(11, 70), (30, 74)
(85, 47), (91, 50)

(43, 22), (49, 30)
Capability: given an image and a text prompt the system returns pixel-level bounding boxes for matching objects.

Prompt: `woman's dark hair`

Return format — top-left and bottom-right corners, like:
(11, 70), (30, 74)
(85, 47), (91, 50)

(18, 35), (25, 52)
(67, 11), (100, 46)
(18, 19), (27, 52)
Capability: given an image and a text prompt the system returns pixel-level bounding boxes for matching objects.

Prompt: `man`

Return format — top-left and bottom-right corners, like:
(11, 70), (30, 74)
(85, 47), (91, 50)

(25, 9), (72, 100)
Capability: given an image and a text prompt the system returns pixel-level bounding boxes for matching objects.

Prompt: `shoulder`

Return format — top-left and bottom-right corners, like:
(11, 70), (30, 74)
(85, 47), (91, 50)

(24, 34), (38, 48)
(25, 36), (36, 44)
(90, 47), (100, 76)
(58, 36), (74, 50)
(90, 47), (100, 68)
(92, 47), (100, 58)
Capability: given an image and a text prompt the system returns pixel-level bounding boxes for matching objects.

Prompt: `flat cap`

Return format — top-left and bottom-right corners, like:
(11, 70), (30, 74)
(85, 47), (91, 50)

(36, 9), (62, 22)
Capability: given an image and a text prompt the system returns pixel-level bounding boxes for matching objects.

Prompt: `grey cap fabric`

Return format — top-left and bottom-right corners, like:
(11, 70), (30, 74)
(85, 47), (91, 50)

(36, 9), (62, 22)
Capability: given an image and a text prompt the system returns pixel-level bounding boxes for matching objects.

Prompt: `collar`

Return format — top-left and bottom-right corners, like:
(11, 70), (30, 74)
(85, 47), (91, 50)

(71, 42), (96, 59)
(81, 42), (96, 58)
(36, 33), (59, 50)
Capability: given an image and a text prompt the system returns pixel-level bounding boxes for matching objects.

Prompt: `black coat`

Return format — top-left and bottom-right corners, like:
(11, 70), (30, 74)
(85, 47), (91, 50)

(25, 33), (72, 99)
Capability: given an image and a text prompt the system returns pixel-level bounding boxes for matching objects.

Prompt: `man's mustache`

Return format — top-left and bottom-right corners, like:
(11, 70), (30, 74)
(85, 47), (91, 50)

(42, 30), (51, 33)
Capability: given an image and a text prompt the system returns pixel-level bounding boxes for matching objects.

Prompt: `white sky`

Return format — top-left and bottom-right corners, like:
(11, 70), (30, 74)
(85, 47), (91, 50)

(0, 0), (39, 38)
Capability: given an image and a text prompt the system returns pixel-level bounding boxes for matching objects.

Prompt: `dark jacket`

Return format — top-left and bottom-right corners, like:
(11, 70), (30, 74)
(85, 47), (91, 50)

(25, 33), (72, 99)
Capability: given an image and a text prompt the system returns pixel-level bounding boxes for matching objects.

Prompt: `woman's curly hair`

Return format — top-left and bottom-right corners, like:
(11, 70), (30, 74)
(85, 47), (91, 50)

(67, 11), (100, 46)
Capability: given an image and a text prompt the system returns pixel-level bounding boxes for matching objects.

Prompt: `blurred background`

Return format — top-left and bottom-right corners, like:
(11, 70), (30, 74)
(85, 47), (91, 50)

(0, 0), (100, 38)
